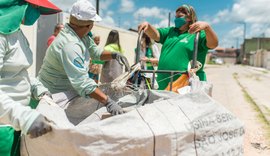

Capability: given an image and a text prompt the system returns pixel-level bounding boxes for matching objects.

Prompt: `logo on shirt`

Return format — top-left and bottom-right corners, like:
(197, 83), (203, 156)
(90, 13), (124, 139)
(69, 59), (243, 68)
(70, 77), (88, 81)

(73, 57), (84, 68)
(179, 37), (188, 43)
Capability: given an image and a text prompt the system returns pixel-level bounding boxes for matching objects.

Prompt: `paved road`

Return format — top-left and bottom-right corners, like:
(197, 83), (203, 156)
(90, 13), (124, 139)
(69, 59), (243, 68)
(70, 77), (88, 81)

(205, 64), (270, 156)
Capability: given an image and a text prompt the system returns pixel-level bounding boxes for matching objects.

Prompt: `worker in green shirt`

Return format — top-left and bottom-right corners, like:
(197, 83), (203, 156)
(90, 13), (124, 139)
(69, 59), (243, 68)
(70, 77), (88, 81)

(138, 4), (218, 90)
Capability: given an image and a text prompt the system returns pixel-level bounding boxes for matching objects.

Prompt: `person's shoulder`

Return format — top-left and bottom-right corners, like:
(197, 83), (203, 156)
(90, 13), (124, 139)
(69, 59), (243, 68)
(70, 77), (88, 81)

(47, 35), (56, 46)
(48, 35), (55, 40)
(159, 26), (175, 31)
(158, 27), (178, 36)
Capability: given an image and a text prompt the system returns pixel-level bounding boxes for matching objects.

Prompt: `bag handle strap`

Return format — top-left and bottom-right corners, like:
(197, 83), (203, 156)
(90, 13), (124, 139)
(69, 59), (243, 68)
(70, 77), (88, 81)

(136, 30), (144, 64)
(191, 31), (200, 69)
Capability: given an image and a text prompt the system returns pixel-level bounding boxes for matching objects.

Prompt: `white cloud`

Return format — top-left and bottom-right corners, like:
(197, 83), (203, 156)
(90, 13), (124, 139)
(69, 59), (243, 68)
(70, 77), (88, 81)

(219, 26), (244, 48)
(120, 0), (135, 13)
(99, 0), (114, 10)
(211, 0), (270, 47)
(212, 0), (270, 24)
(100, 16), (116, 27)
(51, 0), (115, 26)
(51, 0), (97, 12)
(211, 9), (230, 24)
(153, 19), (171, 28)
(133, 7), (170, 20)
(50, 0), (76, 12)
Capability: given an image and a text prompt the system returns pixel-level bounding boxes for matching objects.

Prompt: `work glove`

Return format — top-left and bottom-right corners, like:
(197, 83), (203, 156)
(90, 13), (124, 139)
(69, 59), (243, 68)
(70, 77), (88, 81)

(112, 52), (130, 72)
(27, 114), (52, 138)
(105, 97), (125, 115)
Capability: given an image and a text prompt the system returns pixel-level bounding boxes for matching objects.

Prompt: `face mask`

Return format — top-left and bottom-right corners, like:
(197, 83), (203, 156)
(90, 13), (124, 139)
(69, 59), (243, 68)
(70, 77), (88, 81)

(174, 17), (186, 28)
(23, 5), (41, 26)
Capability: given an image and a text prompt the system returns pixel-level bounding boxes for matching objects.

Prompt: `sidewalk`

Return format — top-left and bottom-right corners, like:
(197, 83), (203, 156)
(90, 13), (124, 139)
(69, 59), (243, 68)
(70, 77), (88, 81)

(205, 64), (270, 124)
(236, 66), (270, 124)
(205, 64), (270, 156)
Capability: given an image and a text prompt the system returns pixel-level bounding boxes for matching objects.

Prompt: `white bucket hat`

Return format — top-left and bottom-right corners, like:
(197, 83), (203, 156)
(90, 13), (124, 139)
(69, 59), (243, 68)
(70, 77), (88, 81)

(70, 0), (102, 22)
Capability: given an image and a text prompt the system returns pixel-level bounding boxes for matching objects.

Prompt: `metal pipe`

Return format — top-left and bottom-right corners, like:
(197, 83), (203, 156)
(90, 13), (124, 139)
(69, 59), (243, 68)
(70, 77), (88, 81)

(168, 12), (171, 27)
(140, 69), (186, 74)
(96, 0), (99, 15)
(170, 72), (173, 91)
(192, 32), (200, 69)
(151, 70), (156, 89)
(135, 30), (144, 64)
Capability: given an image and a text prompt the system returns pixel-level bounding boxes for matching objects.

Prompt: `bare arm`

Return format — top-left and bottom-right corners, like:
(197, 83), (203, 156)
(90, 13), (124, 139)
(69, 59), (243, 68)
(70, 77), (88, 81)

(89, 88), (108, 105)
(189, 21), (218, 49)
(138, 22), (160, 42)
(204, 26), (219, 49)
(99, 51), (113, 61)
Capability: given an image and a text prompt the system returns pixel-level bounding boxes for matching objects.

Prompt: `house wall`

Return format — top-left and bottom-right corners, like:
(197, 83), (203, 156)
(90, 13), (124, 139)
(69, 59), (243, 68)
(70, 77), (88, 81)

(223, 58), (236, 64)
(263, 51), (270, 70)
(249, 50), (270, 69)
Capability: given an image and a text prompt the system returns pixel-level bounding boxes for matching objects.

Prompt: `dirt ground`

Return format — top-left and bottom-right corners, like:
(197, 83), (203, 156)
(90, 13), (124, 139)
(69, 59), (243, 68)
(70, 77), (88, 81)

(205, 64), (270, 156)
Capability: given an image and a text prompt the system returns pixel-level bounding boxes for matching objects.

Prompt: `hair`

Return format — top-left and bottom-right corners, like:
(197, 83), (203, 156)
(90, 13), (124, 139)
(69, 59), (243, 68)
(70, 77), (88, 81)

(69, 15), (93, 27)
(54, 23), (63, 33)
(142, 33), (151, 47)
(176, 4), (197, 24)
(105, 30), (121, 50)
(141, 33), (154, 54)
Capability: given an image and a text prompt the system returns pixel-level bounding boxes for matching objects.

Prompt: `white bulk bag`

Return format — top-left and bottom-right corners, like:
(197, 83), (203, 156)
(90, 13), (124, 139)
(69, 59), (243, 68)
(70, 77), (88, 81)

(21, 91), (244, 156)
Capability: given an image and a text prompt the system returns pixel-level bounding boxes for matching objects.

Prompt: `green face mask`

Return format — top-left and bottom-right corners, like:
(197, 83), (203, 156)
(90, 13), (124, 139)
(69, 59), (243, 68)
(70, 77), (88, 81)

(23, 5), (40, 26)
(174, 17), (186, 28)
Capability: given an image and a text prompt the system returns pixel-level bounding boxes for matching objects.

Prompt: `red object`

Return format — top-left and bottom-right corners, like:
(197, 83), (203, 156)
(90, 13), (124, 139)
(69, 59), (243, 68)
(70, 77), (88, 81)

(25, 0), (62, 15)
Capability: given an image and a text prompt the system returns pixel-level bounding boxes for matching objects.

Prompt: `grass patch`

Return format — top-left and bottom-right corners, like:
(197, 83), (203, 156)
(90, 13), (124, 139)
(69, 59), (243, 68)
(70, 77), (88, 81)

(255, 76), (261, 81)
(233, 73), (270, 143)
(207, 60), (215, 64)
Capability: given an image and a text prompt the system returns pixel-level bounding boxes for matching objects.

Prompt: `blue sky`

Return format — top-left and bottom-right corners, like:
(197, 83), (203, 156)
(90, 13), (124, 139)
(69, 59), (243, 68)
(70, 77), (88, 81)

(51, 0), (270, 48)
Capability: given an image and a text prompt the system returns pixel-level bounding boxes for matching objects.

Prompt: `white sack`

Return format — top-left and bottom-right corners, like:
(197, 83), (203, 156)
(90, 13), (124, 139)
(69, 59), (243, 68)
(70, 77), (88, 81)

(21, 91), (244, 156)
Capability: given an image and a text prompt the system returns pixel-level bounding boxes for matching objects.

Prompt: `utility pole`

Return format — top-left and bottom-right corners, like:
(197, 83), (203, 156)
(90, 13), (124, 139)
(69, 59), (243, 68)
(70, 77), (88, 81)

(237, 22), (246, 64)
(168, 12), (171, 27)
(242, 22), (246, 63)
(96, 0), (99, 15)
(236, 37), (239, 49)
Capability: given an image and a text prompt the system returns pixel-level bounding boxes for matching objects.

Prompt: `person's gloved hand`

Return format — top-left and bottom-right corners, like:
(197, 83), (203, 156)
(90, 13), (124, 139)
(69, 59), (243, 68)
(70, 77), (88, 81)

(112, 52), (130, 72)
(105, 97), (124, 115)
(27, 114), (52, 138)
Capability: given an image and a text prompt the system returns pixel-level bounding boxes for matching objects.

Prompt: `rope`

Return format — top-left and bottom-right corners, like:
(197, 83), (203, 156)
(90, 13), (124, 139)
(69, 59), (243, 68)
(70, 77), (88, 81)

(145, 78), (152, 90)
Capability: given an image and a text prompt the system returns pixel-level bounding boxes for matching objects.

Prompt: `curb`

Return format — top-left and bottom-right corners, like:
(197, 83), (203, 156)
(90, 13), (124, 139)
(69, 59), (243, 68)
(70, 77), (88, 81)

(237, 78), (270, 126)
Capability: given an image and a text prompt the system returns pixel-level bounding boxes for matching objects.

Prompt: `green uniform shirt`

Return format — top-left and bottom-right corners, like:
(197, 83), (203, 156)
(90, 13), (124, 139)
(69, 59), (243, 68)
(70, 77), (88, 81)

(38, 24), (102, 98)
(157, 27), (208, 90)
